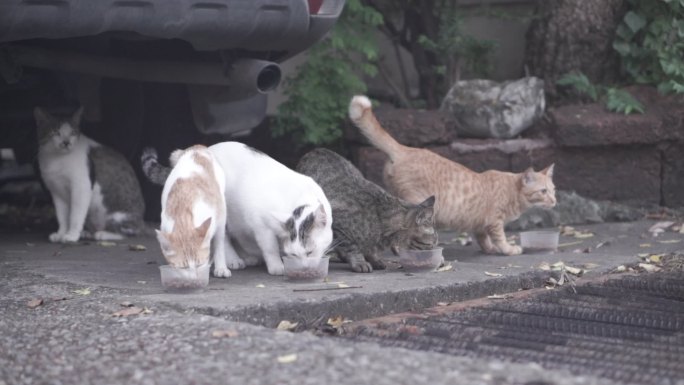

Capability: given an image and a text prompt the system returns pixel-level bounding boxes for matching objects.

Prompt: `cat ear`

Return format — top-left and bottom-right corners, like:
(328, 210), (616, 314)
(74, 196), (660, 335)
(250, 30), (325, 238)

(314, 204), (327, 227)
(418, 195), (436, 208)
(195, 217), (212, 245)
(413, 195), (436, 225)
(523, 168), (536, 186)
(71, 106), (84, 127)
(33, 107), (55, 129)
(542, 163), (555, 179)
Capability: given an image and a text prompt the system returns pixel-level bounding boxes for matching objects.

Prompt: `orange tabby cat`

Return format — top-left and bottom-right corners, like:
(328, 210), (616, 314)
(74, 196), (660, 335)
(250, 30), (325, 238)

(349, 95), (556, 255)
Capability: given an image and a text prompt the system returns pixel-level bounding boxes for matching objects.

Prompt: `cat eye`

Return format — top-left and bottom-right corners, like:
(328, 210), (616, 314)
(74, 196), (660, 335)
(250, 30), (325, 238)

(541, 189), (548, 194)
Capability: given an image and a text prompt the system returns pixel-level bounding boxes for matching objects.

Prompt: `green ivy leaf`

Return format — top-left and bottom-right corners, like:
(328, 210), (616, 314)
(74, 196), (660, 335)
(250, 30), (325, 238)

(624, 11), (647, 33)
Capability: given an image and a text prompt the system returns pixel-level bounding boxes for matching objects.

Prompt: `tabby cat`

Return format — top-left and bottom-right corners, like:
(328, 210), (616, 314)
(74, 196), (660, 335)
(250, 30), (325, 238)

(297, 148), (437, 273)
(349, 96), (556, 256)
(142, 142), (333, 275)
(35, 107), (145, 243)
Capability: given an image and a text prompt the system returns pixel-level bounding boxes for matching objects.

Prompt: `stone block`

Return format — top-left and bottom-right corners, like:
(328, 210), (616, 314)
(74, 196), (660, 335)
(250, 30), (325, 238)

(550, 87), (684, 147)
(345, 107), (451, 147)
(512, 146), (661, 204)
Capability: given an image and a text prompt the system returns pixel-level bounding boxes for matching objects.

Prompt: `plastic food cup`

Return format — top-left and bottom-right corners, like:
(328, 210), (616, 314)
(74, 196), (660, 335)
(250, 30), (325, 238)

(283, 256), (329, 282)
(397, 248), (444, 271)
(520, 230), (560, 253)
(159, 264), (210, 293)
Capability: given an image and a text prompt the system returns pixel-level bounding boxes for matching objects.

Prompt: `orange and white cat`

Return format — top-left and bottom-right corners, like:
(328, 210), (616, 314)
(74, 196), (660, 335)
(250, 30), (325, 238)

(155, 145), (236, 277)
(349, 95), (556, 256)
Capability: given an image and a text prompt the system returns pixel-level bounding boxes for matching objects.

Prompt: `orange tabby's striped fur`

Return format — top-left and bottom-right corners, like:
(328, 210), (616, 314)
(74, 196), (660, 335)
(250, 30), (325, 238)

(349, 96), (557, 256)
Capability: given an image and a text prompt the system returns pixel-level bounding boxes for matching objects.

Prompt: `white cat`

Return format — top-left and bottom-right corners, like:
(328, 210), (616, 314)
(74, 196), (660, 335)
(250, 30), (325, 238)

(142, 142), (333, 275)
(35, 107), (145, 243)
(155, 145), (236, 278)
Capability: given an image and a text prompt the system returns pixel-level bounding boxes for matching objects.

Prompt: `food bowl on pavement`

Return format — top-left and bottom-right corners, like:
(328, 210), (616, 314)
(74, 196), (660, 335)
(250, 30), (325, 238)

(159, 264), (210, 293)
(397, 248), (444, 271)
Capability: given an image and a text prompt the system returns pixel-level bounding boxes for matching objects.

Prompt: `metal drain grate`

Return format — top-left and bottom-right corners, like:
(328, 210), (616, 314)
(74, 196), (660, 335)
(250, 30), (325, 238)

(341, 273), (684, 385)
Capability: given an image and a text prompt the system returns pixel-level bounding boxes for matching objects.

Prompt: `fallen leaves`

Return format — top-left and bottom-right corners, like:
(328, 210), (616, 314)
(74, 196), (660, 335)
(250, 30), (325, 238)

(484, 271), (503, 277)
(111, 301), (152, 317)
(111, 306), (145, 317)
(27, 299), (43, 308)
(276, 320), (299, 331)
(212, 330), (239, 338)
(648, 221), (675, 237)
(638, 263), (661, 272)
(560, 226), (594, 239)
(255, 284), (265, 288)
(72, 288), (91, 296)
(326, 316), (350, 330)
(436, 263), (453, 272)
(277, 354), (298, 364)
(128, 244), (147, 251)
(451, 233), (472, 246)
(538, 261), (585, 276)
(487, 294), (512, 300)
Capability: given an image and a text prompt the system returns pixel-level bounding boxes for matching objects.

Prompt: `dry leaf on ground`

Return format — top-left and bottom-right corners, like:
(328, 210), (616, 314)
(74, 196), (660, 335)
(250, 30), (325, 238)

(639, 243), (652, 248)
(256, 284), (265, 288)
(648, 221), (675, 237)
(98, 241), (117, 247)
(337, 283), (350, 288)
(72, 288), (91, 296)
(436, 263), (453, 272)
(112, 306), (144, 317)
(277, 354), (298, 364)
(484, 271), (503, 277)
(276, 320), (299, 331)
(658, 239), (682, 244)
(638, 263), (661, 272)
(212, 330), (239, 338)
(326, 316), (349, 329)
(120, 301), (134, 307)
(128, 244), (147, 251)
(27, 299), (43, 308)
(487, 294), (511, 300)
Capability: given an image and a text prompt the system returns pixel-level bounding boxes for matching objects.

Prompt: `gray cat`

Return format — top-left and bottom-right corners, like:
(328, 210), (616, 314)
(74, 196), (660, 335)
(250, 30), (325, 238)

(296, 148), (437, 273)
(34, 107), (145, 243)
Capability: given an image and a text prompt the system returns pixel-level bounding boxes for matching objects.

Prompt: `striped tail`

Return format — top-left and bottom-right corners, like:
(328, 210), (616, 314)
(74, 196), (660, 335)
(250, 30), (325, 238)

(348, 95), (406, 161)
(140, 147), (171, 186)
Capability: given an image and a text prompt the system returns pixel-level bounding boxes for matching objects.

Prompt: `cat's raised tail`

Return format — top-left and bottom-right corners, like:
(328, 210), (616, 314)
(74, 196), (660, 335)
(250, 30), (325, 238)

(349, 96), (405, 162)
(141, 147), (172, 186)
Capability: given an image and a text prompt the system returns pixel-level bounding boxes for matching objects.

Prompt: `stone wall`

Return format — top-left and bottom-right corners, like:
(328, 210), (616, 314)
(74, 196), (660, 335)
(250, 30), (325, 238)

(350, 87), (684, 208)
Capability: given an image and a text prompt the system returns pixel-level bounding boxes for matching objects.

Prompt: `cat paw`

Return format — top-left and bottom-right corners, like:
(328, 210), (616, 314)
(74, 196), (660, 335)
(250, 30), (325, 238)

(49, 232), (64, 243)
(351, 261), (373, 273)
(213, 265), (232, 278)
(266, 263), (285, 276)
(61, 232), (80, 243)
(505, 245), (523, 256)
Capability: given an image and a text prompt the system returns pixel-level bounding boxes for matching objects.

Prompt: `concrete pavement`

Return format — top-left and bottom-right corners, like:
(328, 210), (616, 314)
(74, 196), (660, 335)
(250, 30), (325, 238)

(2, 220), (683, 385)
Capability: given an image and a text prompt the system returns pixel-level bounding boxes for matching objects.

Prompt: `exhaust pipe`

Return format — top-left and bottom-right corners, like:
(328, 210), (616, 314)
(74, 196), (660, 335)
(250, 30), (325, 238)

(5, 45), (282, 95)
(224, 59), (282, 99)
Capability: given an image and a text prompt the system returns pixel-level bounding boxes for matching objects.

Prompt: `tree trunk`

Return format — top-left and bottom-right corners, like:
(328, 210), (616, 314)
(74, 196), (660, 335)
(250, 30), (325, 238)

(524, 0), (627, 101)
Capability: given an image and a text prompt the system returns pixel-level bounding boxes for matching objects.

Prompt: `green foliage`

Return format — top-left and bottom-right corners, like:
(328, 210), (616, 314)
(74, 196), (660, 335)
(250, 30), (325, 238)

(417, 7), (496, 84)
(557, 71), (645, 115)
(605, 88), (645, 114)
(272, 0), (382, 146)
(556, 72), (599, 101)
(613, 0), (684, 94)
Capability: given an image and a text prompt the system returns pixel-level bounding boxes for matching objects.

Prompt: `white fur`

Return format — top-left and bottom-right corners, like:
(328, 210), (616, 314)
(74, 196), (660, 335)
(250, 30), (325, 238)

(159, 147), (233, 277)
(349, 95), (372, 121)
(208, 142), (333, 276)
(38, 132), (100, 243)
